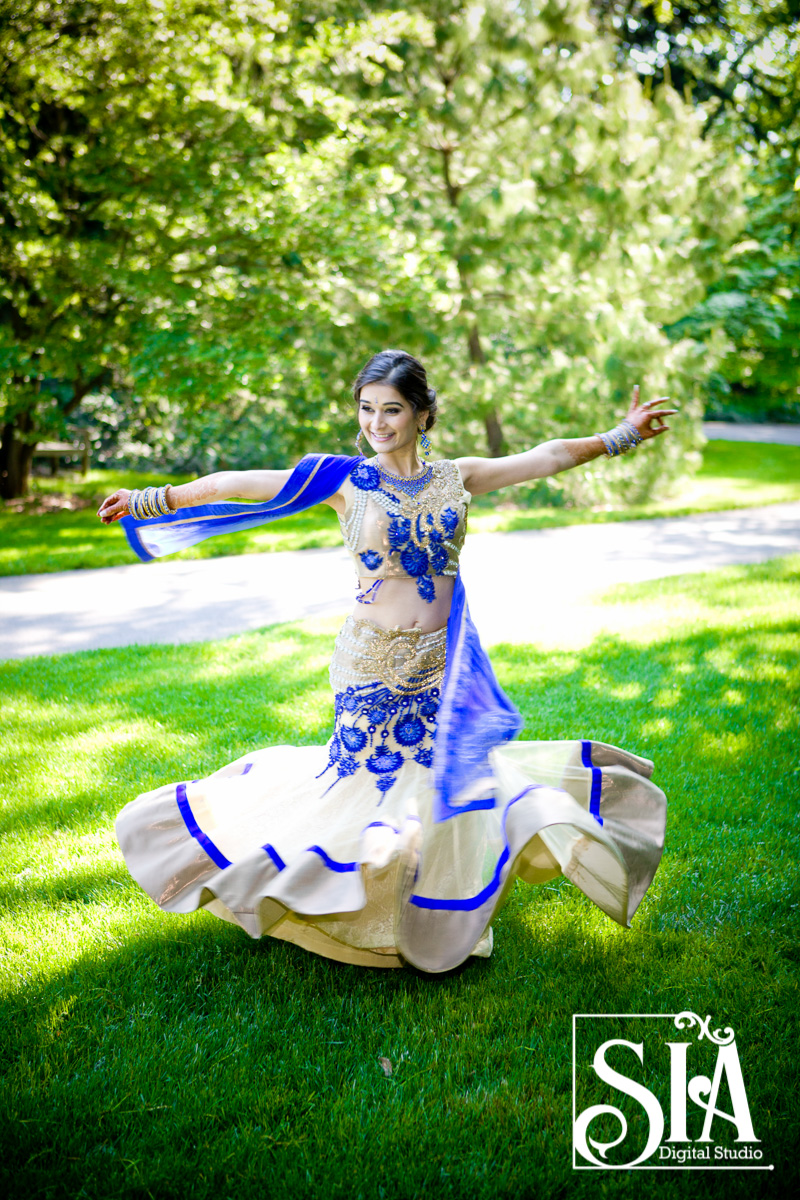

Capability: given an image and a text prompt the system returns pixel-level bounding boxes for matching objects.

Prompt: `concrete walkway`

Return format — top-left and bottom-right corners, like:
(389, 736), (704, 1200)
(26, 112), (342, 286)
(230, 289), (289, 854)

(2, 501), (799, 660)
(702, 421), (800, 446)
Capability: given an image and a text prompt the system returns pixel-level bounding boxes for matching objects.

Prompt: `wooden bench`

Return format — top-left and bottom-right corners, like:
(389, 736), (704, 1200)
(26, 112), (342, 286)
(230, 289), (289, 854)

(32, 439), (90, 477)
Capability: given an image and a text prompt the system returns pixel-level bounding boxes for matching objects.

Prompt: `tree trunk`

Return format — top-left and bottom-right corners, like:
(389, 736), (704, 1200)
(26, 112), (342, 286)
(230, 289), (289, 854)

(0, 411), (36, 500)
(483, 409), (504, 458)
(445, 145), (506, 458)
(0, 372), (105, 498)
(466, 320), (505, 457)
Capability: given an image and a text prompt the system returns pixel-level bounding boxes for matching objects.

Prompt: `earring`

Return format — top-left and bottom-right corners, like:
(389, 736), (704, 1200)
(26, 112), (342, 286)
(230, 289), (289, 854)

(419, 428), (431, 458)
(355, 430), (365, 456)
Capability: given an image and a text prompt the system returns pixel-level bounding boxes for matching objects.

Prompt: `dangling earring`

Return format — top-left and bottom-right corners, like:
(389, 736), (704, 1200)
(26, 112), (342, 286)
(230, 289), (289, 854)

(355, 430), (365, 456)
(419, 428), (431, 458)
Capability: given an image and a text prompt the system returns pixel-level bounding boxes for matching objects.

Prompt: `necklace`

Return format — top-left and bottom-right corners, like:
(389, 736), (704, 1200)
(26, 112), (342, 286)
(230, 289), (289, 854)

(378, 462), (433, 499)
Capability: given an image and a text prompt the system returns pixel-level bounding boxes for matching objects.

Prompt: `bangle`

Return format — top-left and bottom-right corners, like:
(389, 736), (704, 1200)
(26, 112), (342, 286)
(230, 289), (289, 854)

(127, 486), (174, 519)
(595, 419), (643, 458)
(149, 486), (172, 516)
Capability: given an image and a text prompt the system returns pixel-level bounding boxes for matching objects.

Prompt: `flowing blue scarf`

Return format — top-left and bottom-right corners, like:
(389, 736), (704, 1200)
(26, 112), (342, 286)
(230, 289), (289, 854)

(121, 453), (521, 821)
(121, 454), (360, 562)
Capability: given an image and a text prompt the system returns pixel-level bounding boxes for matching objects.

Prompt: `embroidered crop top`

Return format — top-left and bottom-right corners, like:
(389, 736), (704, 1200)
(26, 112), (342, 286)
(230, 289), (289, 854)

(338, 459), (470, 603)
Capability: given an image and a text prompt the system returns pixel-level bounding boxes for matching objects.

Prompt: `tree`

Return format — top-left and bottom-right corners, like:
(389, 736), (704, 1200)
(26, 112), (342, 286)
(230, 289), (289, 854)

(591, 0), (800, 418)
(314, 0), (744, 502)
(0, 0), (390, 497)
(0, 0), (752, 505)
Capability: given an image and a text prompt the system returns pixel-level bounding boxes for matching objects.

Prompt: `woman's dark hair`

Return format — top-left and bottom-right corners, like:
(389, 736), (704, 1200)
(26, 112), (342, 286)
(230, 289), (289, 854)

(352, 349), (438, 431)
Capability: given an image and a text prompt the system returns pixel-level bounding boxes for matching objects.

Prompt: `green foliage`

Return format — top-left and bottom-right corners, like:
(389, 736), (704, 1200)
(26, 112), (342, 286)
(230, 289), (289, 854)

(0, 0), (755, 503)
(594, 1), (800, 418)
(315, 0), (746, 503)
(0, 0), (389, 489)
(666, 155), (800, 421)
(1, 557), (798, 1195)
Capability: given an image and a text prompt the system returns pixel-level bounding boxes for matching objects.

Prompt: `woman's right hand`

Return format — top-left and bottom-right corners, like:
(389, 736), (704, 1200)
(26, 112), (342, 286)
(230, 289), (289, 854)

(97, 489), (131, 524)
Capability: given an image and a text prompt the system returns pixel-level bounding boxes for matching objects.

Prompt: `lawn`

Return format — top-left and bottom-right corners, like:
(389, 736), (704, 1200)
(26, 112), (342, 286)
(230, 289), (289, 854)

(2, 439), (799, 577)
(1, 556), (797, 1198)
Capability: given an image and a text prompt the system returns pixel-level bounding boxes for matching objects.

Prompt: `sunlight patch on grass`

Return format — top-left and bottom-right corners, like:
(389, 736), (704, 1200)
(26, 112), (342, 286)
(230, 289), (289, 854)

(514, 556), (800, 651)
(703, 731), (755, 758)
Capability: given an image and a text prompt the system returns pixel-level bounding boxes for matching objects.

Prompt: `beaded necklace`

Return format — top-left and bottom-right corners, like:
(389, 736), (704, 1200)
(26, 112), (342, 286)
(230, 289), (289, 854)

(377, 461), (433, 500)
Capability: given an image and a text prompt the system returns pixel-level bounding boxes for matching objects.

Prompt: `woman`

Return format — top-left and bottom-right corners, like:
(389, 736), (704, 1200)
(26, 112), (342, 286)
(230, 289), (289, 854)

(98, 349), (677, 973)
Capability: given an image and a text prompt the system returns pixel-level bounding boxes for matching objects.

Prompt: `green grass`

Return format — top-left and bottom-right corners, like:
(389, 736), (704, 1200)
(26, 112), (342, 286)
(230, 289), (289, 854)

(1, 557), (797, 1197)
(0, 468), (344, 577)
(2, 440), (800, 577)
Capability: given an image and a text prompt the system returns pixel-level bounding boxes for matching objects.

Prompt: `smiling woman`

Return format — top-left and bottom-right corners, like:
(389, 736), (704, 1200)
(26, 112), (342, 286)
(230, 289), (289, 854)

(96, 348), (676, 973)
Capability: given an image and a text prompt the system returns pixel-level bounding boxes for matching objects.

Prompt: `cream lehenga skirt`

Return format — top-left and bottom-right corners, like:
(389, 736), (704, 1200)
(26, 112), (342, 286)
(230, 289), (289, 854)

(116, 615), (667, 973)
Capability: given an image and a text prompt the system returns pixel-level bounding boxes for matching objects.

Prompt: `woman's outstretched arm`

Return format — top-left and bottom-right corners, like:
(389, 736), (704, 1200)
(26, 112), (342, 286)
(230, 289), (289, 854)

(97, 468), (294, 524)
(456, 385), (679, 497)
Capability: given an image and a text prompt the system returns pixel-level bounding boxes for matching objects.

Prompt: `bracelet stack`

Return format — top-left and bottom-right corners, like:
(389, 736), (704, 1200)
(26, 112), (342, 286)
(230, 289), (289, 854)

(127, 486), (173, 520)
(594, 419), (643, 458)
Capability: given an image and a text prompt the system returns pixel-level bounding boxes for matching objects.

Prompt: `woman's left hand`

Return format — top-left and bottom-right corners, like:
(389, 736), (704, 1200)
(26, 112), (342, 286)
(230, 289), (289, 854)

(624, 384), (679, 439)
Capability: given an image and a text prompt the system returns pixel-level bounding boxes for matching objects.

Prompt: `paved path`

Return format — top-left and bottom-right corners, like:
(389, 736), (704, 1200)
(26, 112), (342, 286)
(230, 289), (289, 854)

(2, 501), (799, 660)
(703, 422), (800, 446)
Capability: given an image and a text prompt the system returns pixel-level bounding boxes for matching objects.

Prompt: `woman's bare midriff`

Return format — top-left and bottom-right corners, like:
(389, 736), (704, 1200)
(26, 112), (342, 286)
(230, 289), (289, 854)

(349, 575), (454, 633)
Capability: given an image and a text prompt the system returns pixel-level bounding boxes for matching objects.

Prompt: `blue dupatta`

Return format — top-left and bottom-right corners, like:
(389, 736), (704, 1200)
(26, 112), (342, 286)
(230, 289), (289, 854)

(121, 453), (522, 822)
(121, 454), (361, 562)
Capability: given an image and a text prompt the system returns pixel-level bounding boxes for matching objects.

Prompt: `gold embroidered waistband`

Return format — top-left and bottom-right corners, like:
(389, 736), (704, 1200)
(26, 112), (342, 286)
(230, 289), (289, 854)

(330, 616), (447, 696)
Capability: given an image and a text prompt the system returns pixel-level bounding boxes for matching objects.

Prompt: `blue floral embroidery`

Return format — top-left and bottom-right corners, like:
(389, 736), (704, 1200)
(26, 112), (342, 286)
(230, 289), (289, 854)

(388, 517), (411, 551)
(417, 575), (435, 603)
(430, 542), (449, 573)
(336, 754), (359, 778)
(340, 725), (368, 753)
(348, 463), (462, 605)
(366, 746), (403, 775)
(351, 462), (381, 491)
(318, 681), (440, 798)
(394, 713), (425, 746)
(400, 544), (429, 577)
(440, 507), (459, 539)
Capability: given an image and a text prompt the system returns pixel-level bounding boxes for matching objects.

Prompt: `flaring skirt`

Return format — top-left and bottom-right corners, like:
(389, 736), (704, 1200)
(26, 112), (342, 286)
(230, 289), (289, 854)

(116, 615), (667, 973)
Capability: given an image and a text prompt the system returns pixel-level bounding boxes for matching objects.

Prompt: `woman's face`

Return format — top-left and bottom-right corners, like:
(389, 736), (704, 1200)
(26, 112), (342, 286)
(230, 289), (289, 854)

(358, 383), (421, 455)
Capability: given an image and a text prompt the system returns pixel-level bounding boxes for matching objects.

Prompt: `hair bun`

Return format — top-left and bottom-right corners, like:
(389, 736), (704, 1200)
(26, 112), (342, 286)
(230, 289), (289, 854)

(424, 386), (438, 431)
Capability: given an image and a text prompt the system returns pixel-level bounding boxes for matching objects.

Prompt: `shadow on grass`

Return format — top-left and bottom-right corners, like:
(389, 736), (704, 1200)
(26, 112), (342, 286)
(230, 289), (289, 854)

(1, 891), (796, 1200)
(2, 861), (136, 914)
